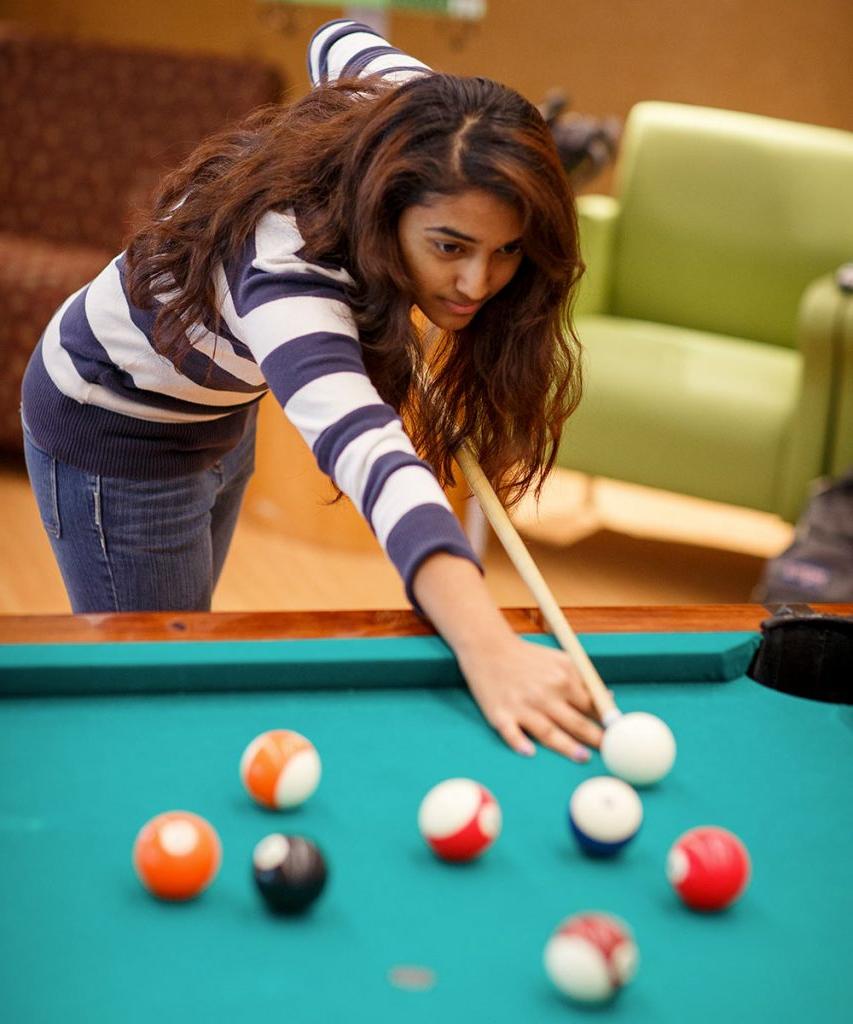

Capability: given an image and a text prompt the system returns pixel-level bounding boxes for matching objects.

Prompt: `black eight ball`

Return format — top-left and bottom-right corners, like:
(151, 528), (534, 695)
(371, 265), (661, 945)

(252, 834), (328, 915)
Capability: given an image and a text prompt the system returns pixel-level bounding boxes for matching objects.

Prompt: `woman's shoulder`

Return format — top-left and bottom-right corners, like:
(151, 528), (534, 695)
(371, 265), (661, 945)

(254, 208), (308, 261)
(251, 209), (355, 286)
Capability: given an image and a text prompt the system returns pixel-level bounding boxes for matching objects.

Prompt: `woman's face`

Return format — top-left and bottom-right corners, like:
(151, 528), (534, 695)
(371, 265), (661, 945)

(397, 189), (524, 330)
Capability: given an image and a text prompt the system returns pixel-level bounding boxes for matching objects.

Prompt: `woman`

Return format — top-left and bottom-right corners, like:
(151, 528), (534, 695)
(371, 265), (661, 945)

(21, 20), (600, 761)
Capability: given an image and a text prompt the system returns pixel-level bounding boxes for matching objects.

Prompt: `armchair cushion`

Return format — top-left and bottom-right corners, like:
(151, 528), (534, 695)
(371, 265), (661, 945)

(560, 315), (801, 512)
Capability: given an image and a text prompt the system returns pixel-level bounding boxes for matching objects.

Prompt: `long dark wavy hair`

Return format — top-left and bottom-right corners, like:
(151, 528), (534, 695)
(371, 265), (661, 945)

(125, 72), (584, 506)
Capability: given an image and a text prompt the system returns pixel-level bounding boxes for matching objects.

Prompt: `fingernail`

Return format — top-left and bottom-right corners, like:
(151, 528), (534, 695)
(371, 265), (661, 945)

(520, 739), (536, 757)
(574, 746), (592, 763)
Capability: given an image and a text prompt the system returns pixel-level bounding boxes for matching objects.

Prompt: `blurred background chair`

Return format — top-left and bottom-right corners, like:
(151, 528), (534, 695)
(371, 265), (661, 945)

(826, 264), (853, 479)
(559, 101), (853, 524)
(0, 25), (283, 453)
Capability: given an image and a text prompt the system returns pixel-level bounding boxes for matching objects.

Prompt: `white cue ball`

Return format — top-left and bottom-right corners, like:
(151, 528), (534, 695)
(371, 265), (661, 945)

(601, 712), (676, 786)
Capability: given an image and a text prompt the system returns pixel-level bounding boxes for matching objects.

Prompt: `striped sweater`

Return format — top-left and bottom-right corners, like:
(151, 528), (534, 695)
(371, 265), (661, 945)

(21, 20), (478, 601)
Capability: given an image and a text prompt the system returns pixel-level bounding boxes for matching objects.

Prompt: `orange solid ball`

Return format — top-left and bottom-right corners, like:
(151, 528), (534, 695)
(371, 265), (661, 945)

(133, 811), (222, 901)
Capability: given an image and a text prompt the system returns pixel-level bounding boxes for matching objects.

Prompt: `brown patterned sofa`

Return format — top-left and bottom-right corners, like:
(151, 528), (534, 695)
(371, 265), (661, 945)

(0, 26), (283, 452)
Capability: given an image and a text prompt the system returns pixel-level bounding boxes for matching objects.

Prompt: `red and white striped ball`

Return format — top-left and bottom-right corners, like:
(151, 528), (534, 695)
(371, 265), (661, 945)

(544, 911), (638, 1004)
(667, 825), (751, 911)
(239, 729), (322, 809)
(417, 777), (501, 862)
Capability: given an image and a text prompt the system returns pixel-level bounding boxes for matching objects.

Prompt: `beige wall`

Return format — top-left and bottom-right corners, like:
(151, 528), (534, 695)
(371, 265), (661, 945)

(3, 0), (851, 136)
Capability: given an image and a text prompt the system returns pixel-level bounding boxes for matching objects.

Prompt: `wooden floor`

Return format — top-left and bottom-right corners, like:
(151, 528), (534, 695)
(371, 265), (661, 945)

(0, 452), (794, 615)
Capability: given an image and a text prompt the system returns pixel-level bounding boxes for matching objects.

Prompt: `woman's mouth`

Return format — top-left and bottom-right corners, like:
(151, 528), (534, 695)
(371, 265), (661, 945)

(442, 298), (482, 316)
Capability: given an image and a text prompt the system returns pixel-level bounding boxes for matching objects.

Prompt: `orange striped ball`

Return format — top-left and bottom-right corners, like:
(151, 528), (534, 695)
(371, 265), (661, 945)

(240, 729), (322, 809)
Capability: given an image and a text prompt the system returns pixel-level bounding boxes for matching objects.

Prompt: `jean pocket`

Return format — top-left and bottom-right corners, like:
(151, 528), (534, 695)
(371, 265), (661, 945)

(22, 427), (61, 539)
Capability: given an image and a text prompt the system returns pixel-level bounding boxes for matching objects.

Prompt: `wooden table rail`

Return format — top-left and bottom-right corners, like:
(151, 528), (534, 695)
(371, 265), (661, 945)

(0, 604), (849, 644)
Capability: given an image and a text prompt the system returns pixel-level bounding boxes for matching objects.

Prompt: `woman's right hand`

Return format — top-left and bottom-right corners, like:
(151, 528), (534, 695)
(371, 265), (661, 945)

(458, 632), (603, 762)
(412, 550), (604, 762)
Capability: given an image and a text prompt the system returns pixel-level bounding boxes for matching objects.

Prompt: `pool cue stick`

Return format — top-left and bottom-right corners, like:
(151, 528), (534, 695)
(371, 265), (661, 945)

(453, 442), (621, 726)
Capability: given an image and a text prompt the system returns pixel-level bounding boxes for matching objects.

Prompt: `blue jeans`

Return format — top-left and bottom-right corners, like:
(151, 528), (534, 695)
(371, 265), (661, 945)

(22, 411), (257, 613)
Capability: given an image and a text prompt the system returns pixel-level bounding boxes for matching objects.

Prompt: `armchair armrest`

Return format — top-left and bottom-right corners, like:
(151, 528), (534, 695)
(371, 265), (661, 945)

(573, 194), (619, 317)
(828, 267), (853, 476)
(779, 271), (851, 519)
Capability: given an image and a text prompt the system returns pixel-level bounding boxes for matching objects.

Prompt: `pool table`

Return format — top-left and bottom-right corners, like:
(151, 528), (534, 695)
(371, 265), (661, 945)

(1, 605), (851, 1023)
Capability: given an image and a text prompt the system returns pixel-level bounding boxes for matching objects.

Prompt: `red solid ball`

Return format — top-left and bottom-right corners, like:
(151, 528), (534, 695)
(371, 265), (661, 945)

(667, 825), (751, 911)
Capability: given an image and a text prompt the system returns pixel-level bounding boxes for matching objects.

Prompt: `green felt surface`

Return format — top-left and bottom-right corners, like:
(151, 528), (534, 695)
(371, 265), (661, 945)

(0, 635), (851, 1023)
(0, 631), (760, 694)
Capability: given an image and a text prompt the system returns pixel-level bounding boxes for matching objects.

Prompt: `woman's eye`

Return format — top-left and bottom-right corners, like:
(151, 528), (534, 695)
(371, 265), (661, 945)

(435, 241), (462, 255)
(500, 243), (522, 256)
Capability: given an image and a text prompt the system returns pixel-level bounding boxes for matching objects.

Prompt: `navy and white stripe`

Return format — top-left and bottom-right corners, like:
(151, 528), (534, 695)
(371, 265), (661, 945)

(21, 21), (479, 602)
(308, 19), (431, 87)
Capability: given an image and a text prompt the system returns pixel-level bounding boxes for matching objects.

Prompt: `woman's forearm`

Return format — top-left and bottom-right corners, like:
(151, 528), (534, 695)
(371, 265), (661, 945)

(412, 551), (516, 660)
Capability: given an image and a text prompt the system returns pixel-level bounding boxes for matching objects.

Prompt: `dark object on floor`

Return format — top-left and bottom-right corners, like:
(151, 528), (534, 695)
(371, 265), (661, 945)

(748, 607), (853, 704)
(537, 90), (621, 189)
(753, 470), (853, 603)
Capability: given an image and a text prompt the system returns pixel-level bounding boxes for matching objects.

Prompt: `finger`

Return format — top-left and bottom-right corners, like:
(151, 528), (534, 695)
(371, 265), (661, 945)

(543, 699), (604, 749)
(519, 708), (592, 763)
(552, 655), (595, 715)
(491, 712), (537, 757)
(564, 676), (595, 716)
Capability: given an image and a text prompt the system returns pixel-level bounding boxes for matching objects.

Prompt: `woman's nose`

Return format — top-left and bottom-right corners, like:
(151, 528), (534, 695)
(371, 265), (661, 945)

(456, 259), (490, 301)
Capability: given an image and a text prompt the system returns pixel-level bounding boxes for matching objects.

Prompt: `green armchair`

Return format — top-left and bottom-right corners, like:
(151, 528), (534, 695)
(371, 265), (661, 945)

(559, 102), (853, 523)
(827, 266), (853, 478)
